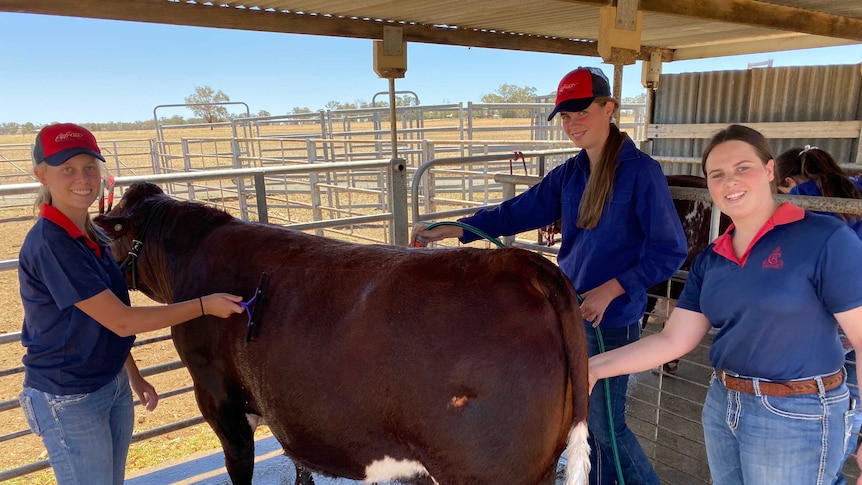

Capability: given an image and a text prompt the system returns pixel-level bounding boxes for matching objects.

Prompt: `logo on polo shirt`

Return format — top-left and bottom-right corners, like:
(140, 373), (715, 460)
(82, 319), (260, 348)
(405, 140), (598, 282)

(762, 246), (784, 269)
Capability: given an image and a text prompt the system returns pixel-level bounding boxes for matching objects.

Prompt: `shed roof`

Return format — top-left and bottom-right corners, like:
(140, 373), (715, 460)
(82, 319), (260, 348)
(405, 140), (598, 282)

(5, 0), (861, 63)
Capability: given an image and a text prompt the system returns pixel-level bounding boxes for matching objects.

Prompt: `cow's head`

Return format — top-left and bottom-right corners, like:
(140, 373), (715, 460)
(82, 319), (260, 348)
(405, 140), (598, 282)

(94, 182), (174, 301)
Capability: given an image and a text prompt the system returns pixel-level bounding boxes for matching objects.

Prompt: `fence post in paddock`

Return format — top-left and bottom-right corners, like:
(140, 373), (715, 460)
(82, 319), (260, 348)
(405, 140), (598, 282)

(234, 138), (251, 221)
(466, 102), (475, 141)
(253, 172), (268, 224)
(390, 157), (409, 246)
(178, 139), (194, 200)
(149, 139), (161, 175)
(501, 180), (517, 247)
(422, 140), (434, 168)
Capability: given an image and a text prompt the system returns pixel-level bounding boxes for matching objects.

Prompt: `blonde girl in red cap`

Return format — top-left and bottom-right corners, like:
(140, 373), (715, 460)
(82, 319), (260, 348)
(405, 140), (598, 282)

(17, 123), (244, 484)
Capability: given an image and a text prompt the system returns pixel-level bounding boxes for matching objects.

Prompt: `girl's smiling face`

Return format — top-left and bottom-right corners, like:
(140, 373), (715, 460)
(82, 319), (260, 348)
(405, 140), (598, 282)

(704, 140), (775, 223)
(35, 154), (102, 218)
(559, 101), (614, 153)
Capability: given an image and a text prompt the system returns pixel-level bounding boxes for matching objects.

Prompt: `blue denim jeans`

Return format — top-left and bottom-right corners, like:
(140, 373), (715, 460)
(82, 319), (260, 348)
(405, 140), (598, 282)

(836, 352), (862, 485)
(18, 368), (134, 485)
(703, 372), (854, 485)
(587, 321), (660, 485)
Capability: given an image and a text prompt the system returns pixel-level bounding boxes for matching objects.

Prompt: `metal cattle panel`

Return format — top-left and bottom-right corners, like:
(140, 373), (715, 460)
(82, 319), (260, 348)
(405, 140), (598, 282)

(653, 64), (862, 168)
(748, 64), (862, 163)
(652, 72), (709, 175)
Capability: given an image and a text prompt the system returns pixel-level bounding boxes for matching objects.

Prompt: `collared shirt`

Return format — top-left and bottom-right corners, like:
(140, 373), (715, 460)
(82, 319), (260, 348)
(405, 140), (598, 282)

(459, 135), (687, 328)
(18, 204), (133, 395)
(677, 202), (862, 380)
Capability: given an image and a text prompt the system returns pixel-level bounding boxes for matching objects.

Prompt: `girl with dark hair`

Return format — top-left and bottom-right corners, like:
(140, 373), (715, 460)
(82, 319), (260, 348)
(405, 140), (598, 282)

(776, 145), (862, 234)
(589, 124), (862, 485)
(412, 67), (687, 485)
(776, 144), (862, 484)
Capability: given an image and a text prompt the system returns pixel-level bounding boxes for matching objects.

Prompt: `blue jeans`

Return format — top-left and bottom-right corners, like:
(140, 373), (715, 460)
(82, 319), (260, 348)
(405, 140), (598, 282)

(703, 372), (854, 485)
(587, 321), (660, 485)
(18, 368), (134, 485)
(836, 351), (862, 485)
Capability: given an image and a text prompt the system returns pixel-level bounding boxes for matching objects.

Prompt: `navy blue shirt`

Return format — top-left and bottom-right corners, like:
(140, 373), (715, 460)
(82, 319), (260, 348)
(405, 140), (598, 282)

(19, 204), (134, 395)
(790, 178), (862, 239)
(677, 203), (862, 380)
(459, 135), (687, 328)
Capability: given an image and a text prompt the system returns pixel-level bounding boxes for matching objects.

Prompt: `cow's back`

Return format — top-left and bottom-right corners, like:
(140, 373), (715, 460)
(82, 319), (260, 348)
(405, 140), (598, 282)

(170, 229), (588, 483)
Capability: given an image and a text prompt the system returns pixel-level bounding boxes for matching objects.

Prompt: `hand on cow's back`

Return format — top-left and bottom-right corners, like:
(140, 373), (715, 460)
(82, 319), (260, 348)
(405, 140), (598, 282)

(410, 222), (464, 246)
(200, 293), (244, 318)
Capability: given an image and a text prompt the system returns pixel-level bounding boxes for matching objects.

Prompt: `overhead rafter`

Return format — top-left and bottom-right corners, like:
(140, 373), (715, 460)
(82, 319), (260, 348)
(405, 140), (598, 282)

(1, 0), (672, 60)
(672, 33), (857, 61)
(567, 0), (862, 42)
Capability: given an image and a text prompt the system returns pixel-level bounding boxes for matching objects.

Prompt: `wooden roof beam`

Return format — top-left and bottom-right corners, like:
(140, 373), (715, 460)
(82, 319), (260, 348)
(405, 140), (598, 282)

(568, 0), (862, 42)
(2, 0), (672, 60)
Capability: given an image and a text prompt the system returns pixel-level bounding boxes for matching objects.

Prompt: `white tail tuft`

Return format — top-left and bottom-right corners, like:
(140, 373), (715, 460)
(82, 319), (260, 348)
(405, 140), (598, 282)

(563, 420), (590, 485)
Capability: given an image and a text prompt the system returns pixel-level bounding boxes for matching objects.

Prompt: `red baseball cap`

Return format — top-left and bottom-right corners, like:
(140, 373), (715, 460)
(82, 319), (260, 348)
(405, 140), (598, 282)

(33, 123), (106, 166)
(547, 67), (614, 121)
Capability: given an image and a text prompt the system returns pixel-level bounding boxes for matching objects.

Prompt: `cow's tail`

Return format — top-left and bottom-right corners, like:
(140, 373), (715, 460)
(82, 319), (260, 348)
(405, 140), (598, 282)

(544, 268), (591, 485)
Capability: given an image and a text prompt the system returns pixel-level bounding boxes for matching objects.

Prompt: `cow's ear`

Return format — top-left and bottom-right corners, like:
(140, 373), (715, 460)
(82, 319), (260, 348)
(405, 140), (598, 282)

(94, 215), (129, 238)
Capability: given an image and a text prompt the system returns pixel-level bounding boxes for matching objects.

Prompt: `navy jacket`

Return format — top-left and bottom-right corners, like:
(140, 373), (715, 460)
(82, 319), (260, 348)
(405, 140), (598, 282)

(459, 135), (687, 328)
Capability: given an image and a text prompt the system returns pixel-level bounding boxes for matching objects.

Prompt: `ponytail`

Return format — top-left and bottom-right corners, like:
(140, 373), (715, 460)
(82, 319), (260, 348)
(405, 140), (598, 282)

(776, 146), (861, 222)
(577, 120), (624, 229)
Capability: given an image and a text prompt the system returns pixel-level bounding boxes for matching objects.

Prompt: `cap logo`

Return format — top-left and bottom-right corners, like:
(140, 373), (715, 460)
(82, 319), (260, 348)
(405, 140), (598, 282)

(559, 82), (579, 95)
(54, 131), (85, 143)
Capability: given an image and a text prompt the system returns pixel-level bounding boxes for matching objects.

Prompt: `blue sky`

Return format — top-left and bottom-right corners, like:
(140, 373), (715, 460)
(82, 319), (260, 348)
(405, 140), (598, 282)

(2, 12), (860, 125)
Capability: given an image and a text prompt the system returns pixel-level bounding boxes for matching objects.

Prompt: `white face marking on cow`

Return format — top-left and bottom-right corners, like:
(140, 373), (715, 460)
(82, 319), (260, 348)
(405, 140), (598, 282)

(245, 413), (266, 431)
(364, 456), (435, 483)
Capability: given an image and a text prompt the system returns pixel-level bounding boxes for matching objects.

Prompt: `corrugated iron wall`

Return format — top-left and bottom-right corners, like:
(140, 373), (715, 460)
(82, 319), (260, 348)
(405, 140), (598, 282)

(652, 63), (862, 174)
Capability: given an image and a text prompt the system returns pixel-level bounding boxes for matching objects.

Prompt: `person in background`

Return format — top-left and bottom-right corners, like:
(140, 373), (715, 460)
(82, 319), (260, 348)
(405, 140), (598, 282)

(776, 144), (862, 484)
(775, 145), (862, 235)
(17, 123), (244, 485)
(589, 124), (862, 485)
(412, 67), (687, 484)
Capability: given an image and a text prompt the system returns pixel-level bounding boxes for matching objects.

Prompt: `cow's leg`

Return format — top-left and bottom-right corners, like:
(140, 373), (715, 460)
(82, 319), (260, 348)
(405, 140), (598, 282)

(295, 463), (315, 485)
(193, 383), (256, 485)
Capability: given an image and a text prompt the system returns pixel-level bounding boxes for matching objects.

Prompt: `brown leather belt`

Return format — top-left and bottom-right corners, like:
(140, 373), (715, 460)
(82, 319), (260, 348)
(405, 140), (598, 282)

(715, 369), (844, 397)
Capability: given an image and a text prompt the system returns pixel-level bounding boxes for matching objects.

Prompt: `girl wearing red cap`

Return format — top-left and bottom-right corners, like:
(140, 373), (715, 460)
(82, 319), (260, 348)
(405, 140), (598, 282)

(17, 123), (244, 484)
(413, 67), (687, 484)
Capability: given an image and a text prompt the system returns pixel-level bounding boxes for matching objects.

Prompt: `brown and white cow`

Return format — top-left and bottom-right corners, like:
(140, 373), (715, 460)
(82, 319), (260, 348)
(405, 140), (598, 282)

(643, 175), (731, 327)
(96, 182), (591, 485)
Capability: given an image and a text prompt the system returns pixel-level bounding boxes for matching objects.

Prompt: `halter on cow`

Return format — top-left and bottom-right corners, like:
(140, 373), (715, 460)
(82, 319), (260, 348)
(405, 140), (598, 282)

(95, 182), (591, 485)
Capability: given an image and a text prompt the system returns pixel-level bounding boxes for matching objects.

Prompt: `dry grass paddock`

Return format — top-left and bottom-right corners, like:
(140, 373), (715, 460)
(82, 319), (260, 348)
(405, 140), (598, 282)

(0, 118), (561, 482)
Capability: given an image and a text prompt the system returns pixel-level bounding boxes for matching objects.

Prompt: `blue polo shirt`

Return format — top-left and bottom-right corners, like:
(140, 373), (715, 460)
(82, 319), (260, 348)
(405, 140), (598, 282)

(677, 202), (862, 380)
(459, 135), (688, 328)
(18, 204), (134, 395)
(790, 178), (862, 239)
